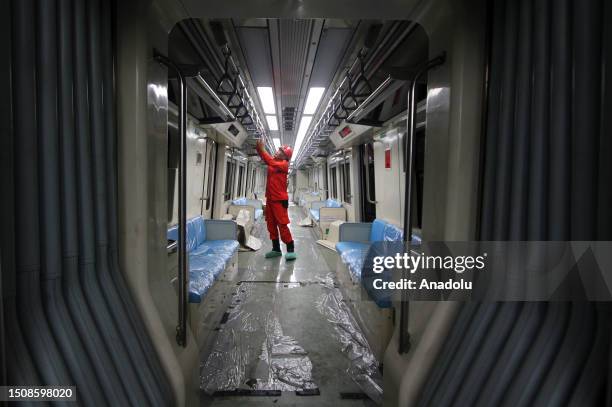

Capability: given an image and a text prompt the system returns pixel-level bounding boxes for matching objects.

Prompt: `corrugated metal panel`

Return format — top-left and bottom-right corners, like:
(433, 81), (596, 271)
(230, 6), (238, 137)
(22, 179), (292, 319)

(279, 19), (311, 108)
(279, 20), (312, 145)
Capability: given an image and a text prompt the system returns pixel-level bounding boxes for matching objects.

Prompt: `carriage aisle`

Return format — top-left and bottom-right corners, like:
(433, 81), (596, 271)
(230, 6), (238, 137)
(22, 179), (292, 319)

(200, 206), (380, 407)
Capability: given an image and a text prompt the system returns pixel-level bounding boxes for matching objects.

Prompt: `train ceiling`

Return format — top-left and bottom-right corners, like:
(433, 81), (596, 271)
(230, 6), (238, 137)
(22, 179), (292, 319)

(168, 18), (428, 166)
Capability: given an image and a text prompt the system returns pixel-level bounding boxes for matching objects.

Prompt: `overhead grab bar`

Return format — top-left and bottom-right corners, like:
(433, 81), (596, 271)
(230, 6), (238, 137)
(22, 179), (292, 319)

(154, 50), (188, 347)
(192, 74), (236, 121)
(346, 75), (394, 123)
(398, 53), (445, 356)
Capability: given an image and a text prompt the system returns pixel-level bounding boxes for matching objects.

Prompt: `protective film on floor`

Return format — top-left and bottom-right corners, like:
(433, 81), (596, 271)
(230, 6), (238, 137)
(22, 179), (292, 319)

(200, 207), (380, 406)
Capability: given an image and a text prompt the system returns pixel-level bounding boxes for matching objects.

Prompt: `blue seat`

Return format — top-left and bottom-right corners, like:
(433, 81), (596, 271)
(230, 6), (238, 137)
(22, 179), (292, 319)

(335, 219), (406, 308)
(309, 198), (342, 222)
(168, 216), (238, 303)
(336, 242), (370, 280)
(191, 240), (239, 262)
(231, 198), (263, 221)
(186, 270), (215, 303)
(309, 208), (320, 221)
(231, 197), (248, 205)
(324, 198), (343, 208)
(189, 254), (226, 280)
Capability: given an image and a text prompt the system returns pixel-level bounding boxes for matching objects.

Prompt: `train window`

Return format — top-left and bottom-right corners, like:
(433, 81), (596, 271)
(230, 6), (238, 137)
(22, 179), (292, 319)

(342, 160), (351, 204)
(224, 160), (235, 200)
(237, 165), (244, 198)
(330, 166), (337, 199)
(205, 143), (216, 211)
(250, 168), (256, 192)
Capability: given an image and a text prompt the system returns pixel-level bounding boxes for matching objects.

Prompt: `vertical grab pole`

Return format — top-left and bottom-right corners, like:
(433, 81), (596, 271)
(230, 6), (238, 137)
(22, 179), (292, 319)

(154, 50), (188, 347)
(399, 53), (446, 354)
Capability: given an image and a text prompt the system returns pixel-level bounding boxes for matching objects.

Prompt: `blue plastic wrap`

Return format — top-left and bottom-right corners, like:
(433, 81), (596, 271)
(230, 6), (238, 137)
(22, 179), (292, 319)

(186, 219), (198, 252)
(309, 209), (320, 221)
(382, 222), (403, 242)
(336, 242), (371, 281)
(192, 216), (206, 246)
(231, 197), (248, 205)
(191, 240), (239, 263)
(168, 218), (199, 253)
(189, 254), (226, 280)
(254, 209), (264, 220)
(369, 219), (386, 241)
(187, 269), (215, 303)
(324, 198), (342, 208)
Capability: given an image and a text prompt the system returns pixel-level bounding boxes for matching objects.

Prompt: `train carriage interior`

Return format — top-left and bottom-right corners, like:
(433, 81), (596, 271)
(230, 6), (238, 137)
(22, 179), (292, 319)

(2, 0), (612, 406)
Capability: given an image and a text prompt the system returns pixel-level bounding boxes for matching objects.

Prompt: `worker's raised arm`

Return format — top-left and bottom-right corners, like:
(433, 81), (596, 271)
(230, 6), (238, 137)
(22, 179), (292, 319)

(256, 139), (274, 166)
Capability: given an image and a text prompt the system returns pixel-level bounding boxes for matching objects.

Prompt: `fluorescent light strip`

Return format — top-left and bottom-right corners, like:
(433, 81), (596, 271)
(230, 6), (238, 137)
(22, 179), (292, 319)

(303, 87), (325, 115)
(256, 86), (276, 114)
(292, 115), (313, 162)
(273, 138), (281, 149)
(266, 115), (279, 131)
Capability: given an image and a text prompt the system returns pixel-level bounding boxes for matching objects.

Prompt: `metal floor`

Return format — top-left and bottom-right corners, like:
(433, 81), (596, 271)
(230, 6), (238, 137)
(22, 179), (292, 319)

(200, 206), (379, 406)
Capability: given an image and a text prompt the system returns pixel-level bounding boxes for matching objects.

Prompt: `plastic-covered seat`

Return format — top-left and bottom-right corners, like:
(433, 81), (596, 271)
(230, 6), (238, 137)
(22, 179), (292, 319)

(309, 208), (320, 221)
(167, 216), (238, 303)
(186, 270), (215, 303)
(231, 197), (248, 205)
(255, 209), (263, 220)
(336, 242), (371, 280)
(309, 198), (342, 222)
(191, 240), (239, 262)
(335, 218), (406, 307)
(189, 254), (226, 280)
(324, 198), (343, 208)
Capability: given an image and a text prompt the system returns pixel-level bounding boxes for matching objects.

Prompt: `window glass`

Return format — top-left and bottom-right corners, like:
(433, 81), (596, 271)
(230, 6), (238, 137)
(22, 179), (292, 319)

(330, 167), (337, 199)
(205, 143), (216, 210)
(343, 160), (351, 203)
(237, 165), (244, 198)
(224, 160), (234, 199)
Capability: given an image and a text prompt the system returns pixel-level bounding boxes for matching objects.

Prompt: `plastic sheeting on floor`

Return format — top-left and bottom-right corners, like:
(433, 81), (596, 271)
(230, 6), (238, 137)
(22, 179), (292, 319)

(315, 274), (384, 404)
(200, 275), (383, 404)
(200, 282), (317, 394)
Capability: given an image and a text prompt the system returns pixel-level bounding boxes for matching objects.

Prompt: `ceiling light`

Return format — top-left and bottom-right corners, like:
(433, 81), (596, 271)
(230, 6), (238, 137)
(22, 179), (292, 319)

(292, 115), (313, 162)
(273, 138), (281, 149)
(257, 86), (276, 114)
(266, 115), (279, 131)
(303, 87), (325, 115)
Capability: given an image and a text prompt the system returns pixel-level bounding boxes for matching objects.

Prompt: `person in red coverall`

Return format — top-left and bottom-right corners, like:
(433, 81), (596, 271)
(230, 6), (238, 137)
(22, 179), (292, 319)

(255, 139), (296, 261)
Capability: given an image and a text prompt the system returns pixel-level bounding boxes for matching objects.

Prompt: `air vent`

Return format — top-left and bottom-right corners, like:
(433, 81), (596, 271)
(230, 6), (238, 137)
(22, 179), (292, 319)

(283, 107), (296, 131)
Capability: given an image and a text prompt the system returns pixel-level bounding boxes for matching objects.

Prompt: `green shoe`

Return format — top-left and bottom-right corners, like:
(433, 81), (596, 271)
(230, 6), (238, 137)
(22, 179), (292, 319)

(265, 250), (282, 258)
(285, 252), (297, 261)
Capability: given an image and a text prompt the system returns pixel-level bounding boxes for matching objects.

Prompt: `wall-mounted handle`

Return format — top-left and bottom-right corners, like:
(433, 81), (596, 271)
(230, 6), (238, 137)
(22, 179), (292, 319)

(399, 52), (446, 356)
(155, 50), (188, 348)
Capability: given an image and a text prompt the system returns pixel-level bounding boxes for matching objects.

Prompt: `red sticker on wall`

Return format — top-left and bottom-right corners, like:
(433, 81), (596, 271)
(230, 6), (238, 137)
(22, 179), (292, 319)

(385, 148), (391, 169)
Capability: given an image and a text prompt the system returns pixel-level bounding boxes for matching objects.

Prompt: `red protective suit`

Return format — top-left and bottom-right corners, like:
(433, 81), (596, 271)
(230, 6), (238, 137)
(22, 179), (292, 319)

(256, 143), (293, 244)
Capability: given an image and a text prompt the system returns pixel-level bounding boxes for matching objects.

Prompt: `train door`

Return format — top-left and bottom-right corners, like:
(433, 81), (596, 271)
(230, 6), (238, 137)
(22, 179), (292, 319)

(360, 143), (376, 222)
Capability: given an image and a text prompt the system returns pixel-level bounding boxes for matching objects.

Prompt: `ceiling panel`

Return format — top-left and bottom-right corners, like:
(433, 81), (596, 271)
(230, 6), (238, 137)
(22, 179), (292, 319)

(278, 19), (312, 115)
(310, 27), (353, 87)
(236, 27), (274, 86)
